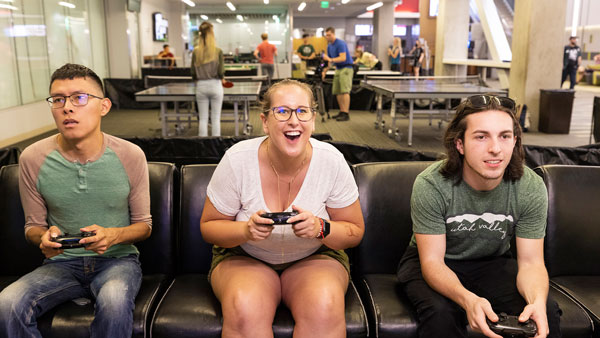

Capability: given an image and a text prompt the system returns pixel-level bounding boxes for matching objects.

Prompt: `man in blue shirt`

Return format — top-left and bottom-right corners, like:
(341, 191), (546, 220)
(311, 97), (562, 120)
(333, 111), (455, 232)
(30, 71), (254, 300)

(322, 27), (353, 122)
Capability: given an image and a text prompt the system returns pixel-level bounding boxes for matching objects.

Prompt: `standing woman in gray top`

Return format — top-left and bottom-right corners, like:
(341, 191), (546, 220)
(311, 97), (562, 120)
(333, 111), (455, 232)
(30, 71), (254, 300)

(191, 21), (225, 136)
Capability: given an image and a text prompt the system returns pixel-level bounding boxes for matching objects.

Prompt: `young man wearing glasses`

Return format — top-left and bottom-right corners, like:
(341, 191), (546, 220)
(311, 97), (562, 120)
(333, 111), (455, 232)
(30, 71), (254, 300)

(397, 95), (561, 338)
(0, 63), (151, 337)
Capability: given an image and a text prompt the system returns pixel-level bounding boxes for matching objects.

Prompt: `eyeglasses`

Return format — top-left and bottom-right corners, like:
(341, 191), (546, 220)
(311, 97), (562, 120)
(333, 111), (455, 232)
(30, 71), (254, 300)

(465, 95), (516, 112)
(46, 93), (104, 109)
(267, 106), (316, 122)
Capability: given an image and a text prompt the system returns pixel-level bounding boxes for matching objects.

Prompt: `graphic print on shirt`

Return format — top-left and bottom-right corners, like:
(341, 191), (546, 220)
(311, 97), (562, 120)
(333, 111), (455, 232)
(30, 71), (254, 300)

(446, 213), (514, 240)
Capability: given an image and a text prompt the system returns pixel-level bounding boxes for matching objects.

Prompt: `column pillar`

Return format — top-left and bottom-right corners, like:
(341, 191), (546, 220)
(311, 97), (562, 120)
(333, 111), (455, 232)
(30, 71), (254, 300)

(509, 0), (567, 131)
(434, 0), (470, 76)
(372, 1), (395, 70)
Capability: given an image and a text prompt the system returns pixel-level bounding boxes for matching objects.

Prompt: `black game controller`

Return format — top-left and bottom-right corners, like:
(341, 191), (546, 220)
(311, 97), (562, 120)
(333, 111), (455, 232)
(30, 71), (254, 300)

(260, 211), (299, 225)
(486, 312), (537, 337)
(52, 231), (95, 249)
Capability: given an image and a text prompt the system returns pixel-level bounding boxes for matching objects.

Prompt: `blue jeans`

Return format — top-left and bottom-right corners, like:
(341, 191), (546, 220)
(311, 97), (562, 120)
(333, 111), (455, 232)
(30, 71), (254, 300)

(196, 78), (224, 137)
(0, 255), (142, 338)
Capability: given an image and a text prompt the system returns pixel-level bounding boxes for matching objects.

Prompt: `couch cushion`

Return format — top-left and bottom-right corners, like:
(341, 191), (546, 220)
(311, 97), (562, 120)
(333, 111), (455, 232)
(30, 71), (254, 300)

(352, 161), (434, 276)
(151, 274), (367, 338)
(551, 276), (599, 327)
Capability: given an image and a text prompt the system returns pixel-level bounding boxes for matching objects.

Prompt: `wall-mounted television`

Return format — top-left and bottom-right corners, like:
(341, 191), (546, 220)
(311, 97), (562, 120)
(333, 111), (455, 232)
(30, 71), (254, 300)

(355, 24), (372, 36)
(393, 25), (407, 36)
(153, 12), (168, 42)
(127, 0), (140, 13)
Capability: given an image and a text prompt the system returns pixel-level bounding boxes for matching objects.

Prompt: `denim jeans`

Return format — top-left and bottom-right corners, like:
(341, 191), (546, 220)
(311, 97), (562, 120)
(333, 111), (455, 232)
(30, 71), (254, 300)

(0, 254), (142, 338)
(195, 78), (224, 137)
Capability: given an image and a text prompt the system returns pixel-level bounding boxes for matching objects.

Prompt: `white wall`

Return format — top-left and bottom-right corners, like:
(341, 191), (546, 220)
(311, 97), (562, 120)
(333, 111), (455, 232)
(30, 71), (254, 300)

(0, 102), (55, 148)
(139, 0), (184, 60)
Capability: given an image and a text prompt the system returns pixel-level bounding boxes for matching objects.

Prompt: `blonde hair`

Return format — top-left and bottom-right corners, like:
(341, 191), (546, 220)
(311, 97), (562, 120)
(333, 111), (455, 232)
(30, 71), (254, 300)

(260, 79), (316, 113)
(197, 21), (216, 64)
(393, 37), (401, 46)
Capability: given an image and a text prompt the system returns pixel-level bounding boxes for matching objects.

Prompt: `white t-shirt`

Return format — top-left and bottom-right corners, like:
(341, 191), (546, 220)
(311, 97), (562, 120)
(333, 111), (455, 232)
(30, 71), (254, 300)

(207, 136), (359, 264)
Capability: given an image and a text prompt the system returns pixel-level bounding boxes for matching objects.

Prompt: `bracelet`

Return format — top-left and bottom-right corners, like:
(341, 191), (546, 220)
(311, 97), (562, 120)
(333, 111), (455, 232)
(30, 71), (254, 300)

(316, 217), (324, 239)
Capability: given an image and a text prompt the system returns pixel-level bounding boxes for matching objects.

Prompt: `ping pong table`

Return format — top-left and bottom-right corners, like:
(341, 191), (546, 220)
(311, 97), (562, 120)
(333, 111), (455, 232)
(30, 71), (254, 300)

(361, 75), (507, 146)
(135, 81), (261, 137)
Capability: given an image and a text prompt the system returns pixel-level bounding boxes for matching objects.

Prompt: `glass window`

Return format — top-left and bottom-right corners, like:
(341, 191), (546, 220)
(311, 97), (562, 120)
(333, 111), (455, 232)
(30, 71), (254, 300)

(0, 4), (22, 109)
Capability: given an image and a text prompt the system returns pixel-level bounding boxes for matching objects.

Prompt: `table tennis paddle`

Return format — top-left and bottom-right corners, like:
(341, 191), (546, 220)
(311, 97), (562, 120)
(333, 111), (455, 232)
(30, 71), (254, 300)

(223, 81), (234, 88)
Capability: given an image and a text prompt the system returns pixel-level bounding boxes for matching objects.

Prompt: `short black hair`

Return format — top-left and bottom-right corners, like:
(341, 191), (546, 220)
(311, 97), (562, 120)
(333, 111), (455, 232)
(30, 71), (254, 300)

(302, 33), (309, 38)
(163, 44), (169, 48)
(49, 63), (104, 94)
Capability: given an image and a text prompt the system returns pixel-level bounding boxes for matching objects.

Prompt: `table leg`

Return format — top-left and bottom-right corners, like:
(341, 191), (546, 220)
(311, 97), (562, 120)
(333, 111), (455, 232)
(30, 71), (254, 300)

(408, 100), (414, 146)
(161, 102), (167, 138)
(234, 101), (239, 136)
(375, 94), (382, 129)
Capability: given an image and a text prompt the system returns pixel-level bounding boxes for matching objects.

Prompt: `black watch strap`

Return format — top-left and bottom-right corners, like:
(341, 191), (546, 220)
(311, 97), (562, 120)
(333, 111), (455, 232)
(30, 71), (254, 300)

(321, 218), (330, 238)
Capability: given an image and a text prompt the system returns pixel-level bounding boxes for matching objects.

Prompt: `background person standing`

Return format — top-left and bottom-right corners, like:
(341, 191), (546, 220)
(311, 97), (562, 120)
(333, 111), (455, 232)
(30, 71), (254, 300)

(191, 21), (225, 137)
(561, 36), (582, 89)
(322, 27), (353, 122)
(388, 37), (402, 72)
(254, 33), (278, 84)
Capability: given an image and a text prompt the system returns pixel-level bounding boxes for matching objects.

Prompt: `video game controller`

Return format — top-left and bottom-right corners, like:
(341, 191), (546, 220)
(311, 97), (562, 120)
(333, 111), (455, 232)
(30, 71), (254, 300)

(260, 211), (299, 225)
(486, 312), (537, 337)
(51, 231), (95, 249)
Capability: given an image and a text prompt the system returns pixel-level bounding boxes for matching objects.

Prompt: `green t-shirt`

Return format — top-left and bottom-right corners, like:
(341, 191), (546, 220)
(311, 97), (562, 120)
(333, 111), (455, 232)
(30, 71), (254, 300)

(409, 161), (548, 260)
(297, 44), (315, 58)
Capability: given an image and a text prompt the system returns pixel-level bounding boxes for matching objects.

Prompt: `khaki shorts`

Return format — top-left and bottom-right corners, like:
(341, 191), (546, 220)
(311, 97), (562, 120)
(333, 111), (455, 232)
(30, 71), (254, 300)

(209, 245), (350, 282)
(332, 67), (353, 95)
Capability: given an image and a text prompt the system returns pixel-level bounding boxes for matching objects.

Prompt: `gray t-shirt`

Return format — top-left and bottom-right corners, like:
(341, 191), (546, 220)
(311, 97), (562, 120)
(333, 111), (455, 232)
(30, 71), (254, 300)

(207, 136), (359, 264)
(409, 161), (547, 260)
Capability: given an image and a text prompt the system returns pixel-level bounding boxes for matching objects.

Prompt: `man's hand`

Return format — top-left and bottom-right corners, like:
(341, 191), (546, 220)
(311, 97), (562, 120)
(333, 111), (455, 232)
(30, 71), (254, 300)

(79, 224), (122, 255)
(322, 54), (331, 62)
(520, 302), (549, 338)
(464, 294), (502, 338)
(39, 225), (63, 258)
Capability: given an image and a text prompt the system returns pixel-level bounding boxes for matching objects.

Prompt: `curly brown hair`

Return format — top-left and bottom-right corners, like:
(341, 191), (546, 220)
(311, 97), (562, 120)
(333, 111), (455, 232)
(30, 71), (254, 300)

(440, 95), (524, 183)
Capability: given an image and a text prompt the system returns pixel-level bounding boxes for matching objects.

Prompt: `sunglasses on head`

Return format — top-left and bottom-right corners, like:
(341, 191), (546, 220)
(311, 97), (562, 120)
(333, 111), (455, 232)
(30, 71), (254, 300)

(464, 95), (516, 112)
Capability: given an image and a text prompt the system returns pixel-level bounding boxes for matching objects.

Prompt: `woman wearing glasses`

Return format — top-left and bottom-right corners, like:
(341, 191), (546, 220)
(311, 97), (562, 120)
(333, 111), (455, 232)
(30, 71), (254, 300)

(191, 21), (226, 136)
(201, 79), (365, 337)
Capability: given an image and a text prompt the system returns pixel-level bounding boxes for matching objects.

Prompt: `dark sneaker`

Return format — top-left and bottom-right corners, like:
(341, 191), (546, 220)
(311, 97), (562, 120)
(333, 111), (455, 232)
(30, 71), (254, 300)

(330, 112), (342, 119)
(336, 112), (350, 121)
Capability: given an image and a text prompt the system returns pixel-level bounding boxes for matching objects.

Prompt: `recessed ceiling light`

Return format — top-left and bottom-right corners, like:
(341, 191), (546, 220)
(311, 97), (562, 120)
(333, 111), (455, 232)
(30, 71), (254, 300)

(366, 2), (383, 11)
(226, 2), (236, 11)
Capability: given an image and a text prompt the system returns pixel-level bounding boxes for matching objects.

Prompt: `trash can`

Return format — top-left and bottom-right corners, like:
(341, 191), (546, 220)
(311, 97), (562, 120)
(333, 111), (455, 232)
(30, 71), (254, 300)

(539, 89), (575, 134)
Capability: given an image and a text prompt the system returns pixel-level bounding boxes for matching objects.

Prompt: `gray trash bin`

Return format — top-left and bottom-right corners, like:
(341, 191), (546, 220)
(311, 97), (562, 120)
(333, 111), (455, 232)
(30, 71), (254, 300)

(539, 89), (575, 134)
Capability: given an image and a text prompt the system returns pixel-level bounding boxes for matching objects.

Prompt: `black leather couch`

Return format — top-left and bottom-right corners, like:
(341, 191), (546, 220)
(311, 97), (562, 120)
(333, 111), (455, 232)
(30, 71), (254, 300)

(537, 165), (600, 337)
(150, 164), (368, 338)
(0, 161), (597, 338)
(352, 161), (594, 338)
(0, 162), (176, 338)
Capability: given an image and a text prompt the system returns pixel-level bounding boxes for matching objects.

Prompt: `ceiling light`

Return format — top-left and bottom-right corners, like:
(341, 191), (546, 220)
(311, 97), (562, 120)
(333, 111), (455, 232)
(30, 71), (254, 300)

(58, 1), (75, 8)
(236, 14), (243, 21)
(366, 2), (383, 11)
(341, 0), (350, 3)
(298, 2), (306, 11)
(181, 0), (195, 7)
(216, 18), (223, 23)
(226, 2), (236, 11)
(264, 0), (269, 3)
(200, 14), (208, 20)
(0, 3), (17, 9)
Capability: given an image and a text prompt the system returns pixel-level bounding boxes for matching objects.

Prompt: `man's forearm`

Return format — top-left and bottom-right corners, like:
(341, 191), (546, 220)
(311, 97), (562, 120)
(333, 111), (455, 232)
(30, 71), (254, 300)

(25, 226), (47, 247)
(421, 260), (478, 310)
(517, 264), (549, 306)
(112, 222), (152, 245)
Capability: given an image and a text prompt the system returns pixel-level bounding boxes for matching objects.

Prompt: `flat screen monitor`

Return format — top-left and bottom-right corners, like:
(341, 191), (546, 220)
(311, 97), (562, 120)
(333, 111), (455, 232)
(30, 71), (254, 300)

(153, 12), (168, 42)
(355, 24), (372, 36)
(127, 0), (140, 12)
(393, 25), (407, 36)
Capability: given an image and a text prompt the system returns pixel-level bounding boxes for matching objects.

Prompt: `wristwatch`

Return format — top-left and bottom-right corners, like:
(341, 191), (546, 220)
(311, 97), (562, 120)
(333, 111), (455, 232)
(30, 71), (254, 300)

(318, 218), (330, 239)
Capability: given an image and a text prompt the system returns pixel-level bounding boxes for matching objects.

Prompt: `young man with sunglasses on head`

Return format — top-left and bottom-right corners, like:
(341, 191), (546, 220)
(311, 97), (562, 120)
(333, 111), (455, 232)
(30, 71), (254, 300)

(397, 95), (561, 338)
(0, 63), (151, 338)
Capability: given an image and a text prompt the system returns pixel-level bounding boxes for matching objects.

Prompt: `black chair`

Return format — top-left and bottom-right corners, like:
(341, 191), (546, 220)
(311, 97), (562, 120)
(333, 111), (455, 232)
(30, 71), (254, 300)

(0, 162), (176, 338)
(352, 161), (432, 338)
(352, 161), (594, 338)
(537, 164), (599, 337)
(151, 164), (368, 338)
